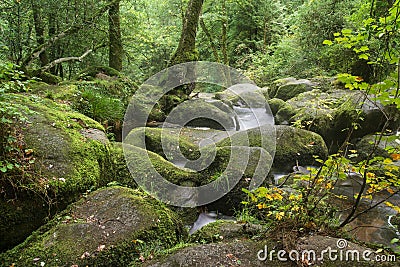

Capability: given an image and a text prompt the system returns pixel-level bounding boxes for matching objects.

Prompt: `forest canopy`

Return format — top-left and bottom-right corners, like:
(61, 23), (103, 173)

(0, 0), (397, 85)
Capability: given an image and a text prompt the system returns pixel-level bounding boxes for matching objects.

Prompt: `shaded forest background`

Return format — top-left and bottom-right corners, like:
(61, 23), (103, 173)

(0, 0), (397, 87)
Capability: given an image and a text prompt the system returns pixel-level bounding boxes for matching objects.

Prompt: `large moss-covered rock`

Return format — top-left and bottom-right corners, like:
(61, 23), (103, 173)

(0, 186), (186, 267)
(186, 146), (273, 214)
(0, 94), (110, 251)
(268, 77), (334, 100)
(124, 127), (200, 161)
(268, 98), (287, 116)
(144, 240), (289, 267)
(166, 99), (235, 130)
(274, 126), (328, 171)
(123, 144), (202, 186)
(273, 79), (315, 101)
(76, 65), (121, 79)
(102, 142), (136, 188)
(354, 134), (399, 161)
(275, 89), (387, 151)
(215, 125), (328, 172)
(214, 86), (268, 108)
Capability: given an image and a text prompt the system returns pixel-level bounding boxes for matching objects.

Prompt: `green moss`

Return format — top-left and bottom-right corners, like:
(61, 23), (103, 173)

(124, 144), (202, 186)
(214, 125), (328, 172)
(124, 127), (200, 160)
(215, 89), (268, 108)
(214, 125), (276, 152)
(101, 142), (136, 188)
(274, 126), (328, 171)
(275, 82), (311, 101)
(77, 65), (121, 79)
(268, 77), (297, 98)
(275, 104), (296, 124)
(276, 89), (369, 152)
(189, 221), (263, 244)
(166, 99), (235, 130)
(27, 69), (62, 84)
(267, 98), (286, 115)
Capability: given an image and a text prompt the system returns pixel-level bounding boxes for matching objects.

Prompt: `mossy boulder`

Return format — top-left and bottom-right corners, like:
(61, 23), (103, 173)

(268, 98), (287, 116)
(186, 146), (273, 214)
(28, 69), (62, 84)
(123, 144), (203, 205)
(102, 142), (136, 188)
(275, 89), (387, 151)
(166, 99), (235, 130)
(0, 94), (110, 251)
(124, 127), (200, 161)
(0, 186), (186, 267)
(144, 235), (396, 266)
(354, 134), (398, 162)
(268, 77), (297, 98)
(214, 125), (327, 172)
(273, 79), (315, 101)
(275, 104), (296, 125)
(214, 87), (267, 108)
(268, 77), (334, 100)
(143, 240), (291, 267)
(274, 126), (328, 171)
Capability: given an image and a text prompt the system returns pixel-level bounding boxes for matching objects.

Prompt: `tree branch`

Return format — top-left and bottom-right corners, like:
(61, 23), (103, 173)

(41, 49), (92, 72)
(40, 43), (107, 72)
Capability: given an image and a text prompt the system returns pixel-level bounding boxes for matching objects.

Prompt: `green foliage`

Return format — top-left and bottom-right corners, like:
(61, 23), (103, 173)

(0, 62), (31, 92)
(0, 63), (36, 179)
(0, 93), (37, 198)
(72, 85), (125, 123)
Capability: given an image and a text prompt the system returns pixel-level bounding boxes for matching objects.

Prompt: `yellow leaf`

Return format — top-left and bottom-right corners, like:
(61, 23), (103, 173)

(276, 212), (285, 221)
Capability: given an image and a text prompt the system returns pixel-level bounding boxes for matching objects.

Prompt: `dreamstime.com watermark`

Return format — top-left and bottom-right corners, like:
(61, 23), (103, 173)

(257, 239), (397, 263)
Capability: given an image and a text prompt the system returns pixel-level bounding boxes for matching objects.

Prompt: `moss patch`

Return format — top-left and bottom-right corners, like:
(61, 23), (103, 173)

(124, 127), (200, 161)
(124, 144), (202, 186)
(189, 221), (264, 243)
(214, 125), (328, 172)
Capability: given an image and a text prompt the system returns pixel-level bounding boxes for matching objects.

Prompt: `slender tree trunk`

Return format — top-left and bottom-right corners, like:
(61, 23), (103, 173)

(48, 10), (57, 74)
(199, 17), (219, 62)
(221, 0), (228, 66)
(109, 0), (123, 71)
(31, 0), (49, 67)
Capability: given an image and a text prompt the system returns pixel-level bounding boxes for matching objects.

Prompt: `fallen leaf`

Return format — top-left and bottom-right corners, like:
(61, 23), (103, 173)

(97, 244), (105, 252)
(139, 255), (145, 262)
(80, 252), (90, 259)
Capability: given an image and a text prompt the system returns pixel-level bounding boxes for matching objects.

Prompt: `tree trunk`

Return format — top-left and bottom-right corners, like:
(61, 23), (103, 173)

(31, 0), (49, 67)
(109, 0), (123, 71)
(170, 0), (204, 66)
